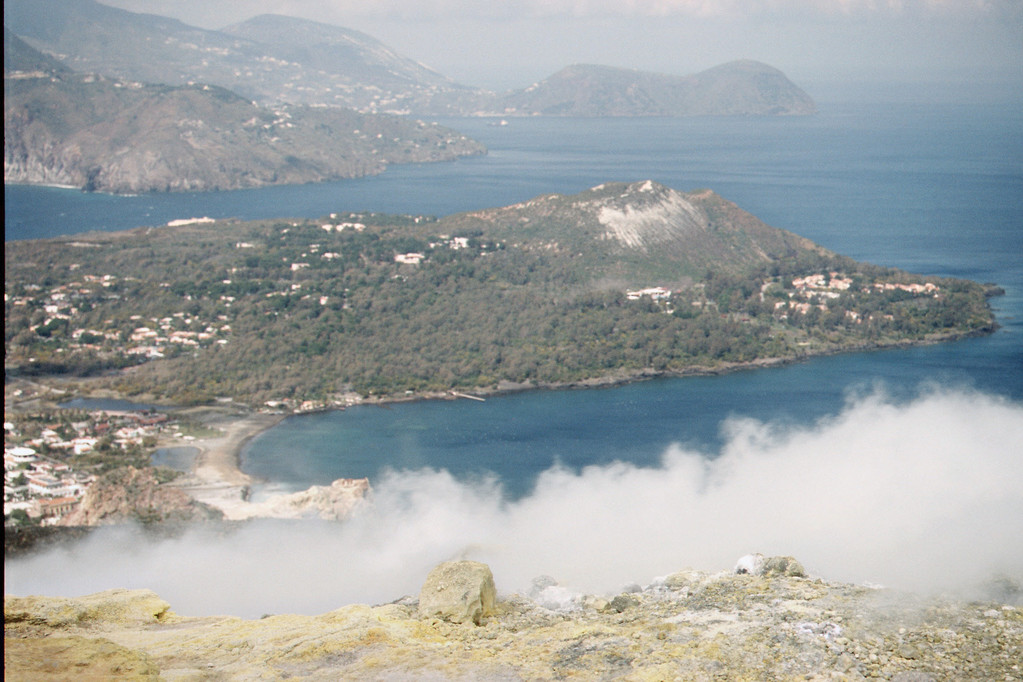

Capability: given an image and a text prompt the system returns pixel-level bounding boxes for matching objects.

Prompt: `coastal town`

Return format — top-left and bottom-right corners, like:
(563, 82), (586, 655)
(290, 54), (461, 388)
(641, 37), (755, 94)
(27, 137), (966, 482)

(3, 214), (501, 395)
(3, 402), (178, 527)
(5, 270), (233, 363)
(628, 270), (943, 324)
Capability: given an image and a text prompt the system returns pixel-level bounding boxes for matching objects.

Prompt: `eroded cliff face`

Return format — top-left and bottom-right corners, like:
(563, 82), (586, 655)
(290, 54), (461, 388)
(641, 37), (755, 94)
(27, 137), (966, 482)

(5, 562), (1021, 681)
(60, 466), (223, 526)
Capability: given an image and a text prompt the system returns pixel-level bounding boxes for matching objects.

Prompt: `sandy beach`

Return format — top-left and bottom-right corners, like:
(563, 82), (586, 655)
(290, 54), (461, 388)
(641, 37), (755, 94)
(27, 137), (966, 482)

(169, 410), (284, 518)
(167, 409), (370, 522)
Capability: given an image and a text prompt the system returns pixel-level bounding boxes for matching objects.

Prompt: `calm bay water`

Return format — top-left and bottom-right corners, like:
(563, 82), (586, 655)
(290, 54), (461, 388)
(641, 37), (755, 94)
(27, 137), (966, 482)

(6, 98), (1022, 500)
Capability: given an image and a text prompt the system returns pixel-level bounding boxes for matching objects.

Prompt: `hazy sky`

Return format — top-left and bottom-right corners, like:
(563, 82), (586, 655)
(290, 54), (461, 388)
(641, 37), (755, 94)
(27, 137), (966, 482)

(99, 0), (1022, 91)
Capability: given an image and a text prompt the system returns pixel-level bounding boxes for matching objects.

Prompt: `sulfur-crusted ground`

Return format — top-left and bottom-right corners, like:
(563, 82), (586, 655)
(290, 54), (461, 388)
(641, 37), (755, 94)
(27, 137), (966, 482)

(5, 569), (1021, 681)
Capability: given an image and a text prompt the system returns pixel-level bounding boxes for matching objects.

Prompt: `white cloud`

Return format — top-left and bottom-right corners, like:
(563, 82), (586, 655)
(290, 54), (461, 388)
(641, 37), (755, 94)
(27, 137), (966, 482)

(6, 387), (1022, 618)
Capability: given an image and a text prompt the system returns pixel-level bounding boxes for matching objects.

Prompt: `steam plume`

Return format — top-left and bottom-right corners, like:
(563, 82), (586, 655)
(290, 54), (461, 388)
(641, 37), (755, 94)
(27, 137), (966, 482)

(5, 387), (1021, 618)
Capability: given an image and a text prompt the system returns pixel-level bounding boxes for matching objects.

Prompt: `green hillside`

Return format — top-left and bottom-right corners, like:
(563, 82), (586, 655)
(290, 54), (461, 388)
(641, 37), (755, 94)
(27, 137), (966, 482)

(4, 183), (997, 406)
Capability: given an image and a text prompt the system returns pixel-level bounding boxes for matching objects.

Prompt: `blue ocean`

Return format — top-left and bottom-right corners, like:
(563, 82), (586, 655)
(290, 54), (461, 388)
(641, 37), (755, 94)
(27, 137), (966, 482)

(6, 93), (1023, 616)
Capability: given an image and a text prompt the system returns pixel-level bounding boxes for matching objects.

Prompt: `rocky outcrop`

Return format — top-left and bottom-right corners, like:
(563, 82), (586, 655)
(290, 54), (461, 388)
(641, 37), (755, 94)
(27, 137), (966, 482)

(4, 589), (168, 681)
(418, 560), (497, 625)
(233, 478), (370, 521)
(60, 466), (222, 526)
(5, 560), (1021, 680)
(4, 589), (171, 628)
(4, 636), (161, 681)
(735, 552), (807, 577)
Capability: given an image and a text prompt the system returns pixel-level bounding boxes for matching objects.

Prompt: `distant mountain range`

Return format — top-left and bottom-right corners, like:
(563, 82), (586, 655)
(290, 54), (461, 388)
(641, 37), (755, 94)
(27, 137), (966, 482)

(4, 0), (815, 117)
(3, 0), (814, 192)
(4, 29), (485, 193)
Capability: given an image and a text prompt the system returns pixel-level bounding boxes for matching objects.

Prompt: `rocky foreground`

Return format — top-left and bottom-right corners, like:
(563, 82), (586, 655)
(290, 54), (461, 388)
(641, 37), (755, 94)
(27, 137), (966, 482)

(5, 557), (1021, 681)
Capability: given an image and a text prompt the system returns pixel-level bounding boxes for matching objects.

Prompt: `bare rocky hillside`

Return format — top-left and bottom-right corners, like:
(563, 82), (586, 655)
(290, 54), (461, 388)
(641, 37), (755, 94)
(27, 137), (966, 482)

(5, 558), (1020, 680)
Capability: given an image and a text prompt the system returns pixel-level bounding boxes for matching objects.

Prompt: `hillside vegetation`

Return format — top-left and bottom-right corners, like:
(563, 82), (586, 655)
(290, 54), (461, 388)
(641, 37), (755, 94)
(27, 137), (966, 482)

(4, 182), (997, 407)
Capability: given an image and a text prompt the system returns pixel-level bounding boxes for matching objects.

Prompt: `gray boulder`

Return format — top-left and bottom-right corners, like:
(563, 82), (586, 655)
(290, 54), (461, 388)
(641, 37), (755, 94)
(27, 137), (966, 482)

(418, 560), (497, 625)
(734, 554), (806, 577)
(762, 556), (807, 578)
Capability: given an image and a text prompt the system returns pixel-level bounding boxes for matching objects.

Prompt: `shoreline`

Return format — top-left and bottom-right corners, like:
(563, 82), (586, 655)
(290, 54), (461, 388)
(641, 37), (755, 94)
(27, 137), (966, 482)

(175, 329), (999, 471)
(353, 326), (996, 408)
(15, 325), (993, 505)
(165, 410), (284, 517)
(161, 359), (803, 498)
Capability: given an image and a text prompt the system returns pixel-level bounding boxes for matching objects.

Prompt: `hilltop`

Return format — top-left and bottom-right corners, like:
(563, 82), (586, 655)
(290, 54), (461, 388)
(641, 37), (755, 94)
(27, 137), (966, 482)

(4, 181), (997, 407)
(3, 32), (485, 193)
(5, 0), (815, 117)
(4, 559), (1021, 679)
(442, 181), (825, 283)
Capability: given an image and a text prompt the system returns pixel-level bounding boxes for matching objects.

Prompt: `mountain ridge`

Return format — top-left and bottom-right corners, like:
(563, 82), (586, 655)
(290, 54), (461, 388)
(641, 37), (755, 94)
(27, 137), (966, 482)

(440, 181), (827, 284)
(5, 0), (815, 117)
(3, 35), (486, 193)
(220, 14), (456, 90)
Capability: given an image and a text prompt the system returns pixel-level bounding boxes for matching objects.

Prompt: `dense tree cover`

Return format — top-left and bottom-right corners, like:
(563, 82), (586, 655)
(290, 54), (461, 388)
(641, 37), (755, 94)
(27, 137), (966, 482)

(5, 210), (998, 406)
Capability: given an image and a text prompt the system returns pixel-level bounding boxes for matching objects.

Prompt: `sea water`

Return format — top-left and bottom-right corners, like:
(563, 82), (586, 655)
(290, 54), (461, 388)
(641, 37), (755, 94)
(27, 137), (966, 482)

(6, 97), (1022, 500)
(238, 99), (1023, 499)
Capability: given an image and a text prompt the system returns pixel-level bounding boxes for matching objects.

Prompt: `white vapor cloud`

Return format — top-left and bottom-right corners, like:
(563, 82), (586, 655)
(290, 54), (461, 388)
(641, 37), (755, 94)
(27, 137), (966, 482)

(5, 387), (1022, 618)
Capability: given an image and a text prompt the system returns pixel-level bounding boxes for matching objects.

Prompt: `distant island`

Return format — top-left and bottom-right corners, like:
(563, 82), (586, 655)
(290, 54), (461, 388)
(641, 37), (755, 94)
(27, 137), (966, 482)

(498, 61), (815, 117)
(5, 0), (815, 117)
(3, 30), (486, 194)
(5, 181), (998, 409)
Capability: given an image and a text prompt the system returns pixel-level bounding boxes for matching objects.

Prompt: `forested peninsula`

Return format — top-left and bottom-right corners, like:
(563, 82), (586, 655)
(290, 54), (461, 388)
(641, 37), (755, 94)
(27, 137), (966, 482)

(5, 181), (999, 409)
